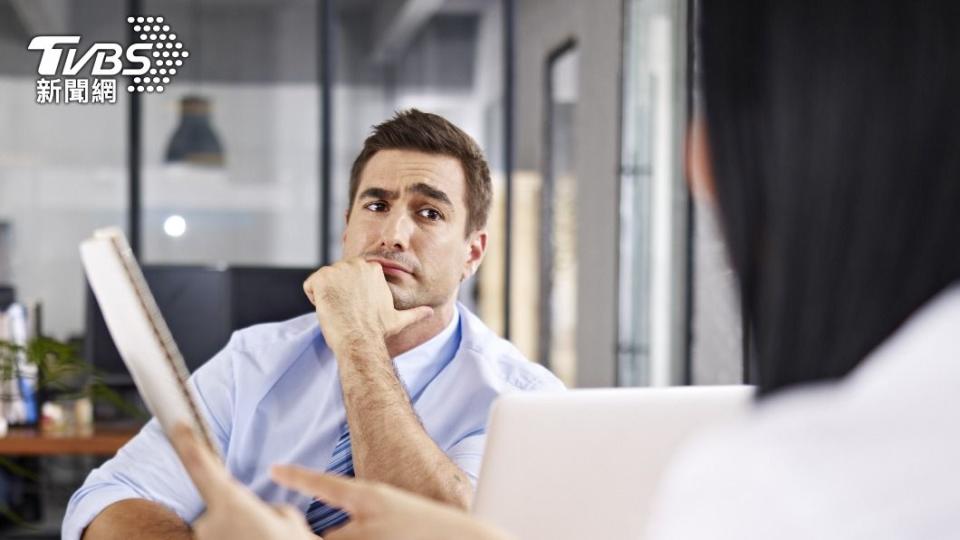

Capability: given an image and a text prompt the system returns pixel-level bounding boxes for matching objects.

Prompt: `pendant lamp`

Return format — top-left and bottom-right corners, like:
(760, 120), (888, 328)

(164, 0), (224, 166)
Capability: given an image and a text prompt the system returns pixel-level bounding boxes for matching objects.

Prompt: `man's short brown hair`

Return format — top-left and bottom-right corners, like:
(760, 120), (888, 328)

(348, 109), (492, 234)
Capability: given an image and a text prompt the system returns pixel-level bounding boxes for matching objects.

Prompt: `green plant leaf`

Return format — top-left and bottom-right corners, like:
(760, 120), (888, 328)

(0, 456), (39, 482)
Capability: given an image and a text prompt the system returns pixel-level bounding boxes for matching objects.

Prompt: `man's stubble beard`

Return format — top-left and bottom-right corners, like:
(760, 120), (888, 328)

(386, 279), (452, 311)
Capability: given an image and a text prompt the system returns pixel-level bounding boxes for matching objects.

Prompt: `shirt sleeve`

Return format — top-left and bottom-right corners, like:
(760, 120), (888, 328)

(61, 333), (240, 540)
(447, 431), (486, 487)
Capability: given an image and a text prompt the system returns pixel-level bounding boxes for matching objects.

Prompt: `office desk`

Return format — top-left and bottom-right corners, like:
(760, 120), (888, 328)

(0, 426), (140, 456)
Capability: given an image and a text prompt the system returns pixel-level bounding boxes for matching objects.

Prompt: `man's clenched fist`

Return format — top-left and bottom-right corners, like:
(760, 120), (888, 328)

(303, 257), (434, 355)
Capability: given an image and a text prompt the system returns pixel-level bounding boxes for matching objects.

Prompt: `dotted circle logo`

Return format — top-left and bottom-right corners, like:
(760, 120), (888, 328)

(126, 15), (188, 94)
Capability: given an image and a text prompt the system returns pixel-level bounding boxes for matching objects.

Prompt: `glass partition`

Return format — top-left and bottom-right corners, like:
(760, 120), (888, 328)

(140, 0), (322, 268)
(618, 0), (689, 386)
(0, 0), (128, 340)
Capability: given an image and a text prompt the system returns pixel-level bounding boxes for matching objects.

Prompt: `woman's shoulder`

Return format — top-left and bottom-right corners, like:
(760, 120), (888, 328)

(646, 372), (960, 539)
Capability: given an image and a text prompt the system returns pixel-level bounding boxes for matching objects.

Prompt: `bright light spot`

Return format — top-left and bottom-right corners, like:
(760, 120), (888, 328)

(163, 215), (187, 237)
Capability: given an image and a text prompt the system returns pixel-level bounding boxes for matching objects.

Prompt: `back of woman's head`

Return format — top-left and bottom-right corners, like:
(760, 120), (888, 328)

(700, 1), (960, 396)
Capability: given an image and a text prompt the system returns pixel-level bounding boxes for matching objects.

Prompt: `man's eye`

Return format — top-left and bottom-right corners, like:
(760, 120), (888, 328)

(365, 201), (387, 212)
(418, 208), (443, 221)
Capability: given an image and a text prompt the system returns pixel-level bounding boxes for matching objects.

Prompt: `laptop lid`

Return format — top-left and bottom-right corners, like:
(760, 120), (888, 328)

(472, 386), (753, 540)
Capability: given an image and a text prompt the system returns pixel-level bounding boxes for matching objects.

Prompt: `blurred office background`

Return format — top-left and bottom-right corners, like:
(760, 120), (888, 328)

(0, 0), (741, 535)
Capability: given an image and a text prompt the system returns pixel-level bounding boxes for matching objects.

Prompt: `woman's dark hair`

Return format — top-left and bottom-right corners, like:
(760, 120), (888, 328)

(700, 1), (960, 396)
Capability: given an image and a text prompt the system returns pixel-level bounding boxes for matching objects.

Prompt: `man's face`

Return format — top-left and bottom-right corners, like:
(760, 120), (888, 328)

(342, 149), (486, 310)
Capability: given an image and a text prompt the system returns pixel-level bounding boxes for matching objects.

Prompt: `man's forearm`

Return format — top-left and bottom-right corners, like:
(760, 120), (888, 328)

(337, 338), (473, 510)
(82, 499), (192, 540)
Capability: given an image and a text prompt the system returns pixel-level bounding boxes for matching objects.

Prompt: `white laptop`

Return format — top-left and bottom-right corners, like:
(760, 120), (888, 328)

(472, 385), (753, 540)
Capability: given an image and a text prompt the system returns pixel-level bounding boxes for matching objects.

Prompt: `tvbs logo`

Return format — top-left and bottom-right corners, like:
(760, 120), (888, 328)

(29, 35), (152, 76)
(28, 15), (187, 99)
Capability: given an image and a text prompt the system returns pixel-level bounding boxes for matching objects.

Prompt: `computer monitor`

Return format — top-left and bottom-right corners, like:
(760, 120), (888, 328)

(228, 266), (316, 330)
(85, 265), (315, 385)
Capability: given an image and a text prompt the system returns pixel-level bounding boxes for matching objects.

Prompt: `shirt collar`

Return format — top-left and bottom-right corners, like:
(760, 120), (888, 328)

(392, 306), (462, 401)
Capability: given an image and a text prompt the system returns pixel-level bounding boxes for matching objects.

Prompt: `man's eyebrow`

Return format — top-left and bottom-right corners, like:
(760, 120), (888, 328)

(358, 187), (399, 200)
(408, 182), (453, 207)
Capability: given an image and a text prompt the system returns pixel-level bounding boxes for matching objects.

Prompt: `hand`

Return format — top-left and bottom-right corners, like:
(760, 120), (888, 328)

(167, 424), (316, 540)
(271, 466), (515, 540)
(302, 257), (433, 352)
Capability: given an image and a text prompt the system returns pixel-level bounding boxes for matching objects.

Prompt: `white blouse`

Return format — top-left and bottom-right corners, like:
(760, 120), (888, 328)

(646, 283), (960, 540)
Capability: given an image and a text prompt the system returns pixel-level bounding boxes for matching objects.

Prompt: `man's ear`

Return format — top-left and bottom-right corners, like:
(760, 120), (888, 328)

(687, 117), (717, 204)
(461, 229), (488, 281)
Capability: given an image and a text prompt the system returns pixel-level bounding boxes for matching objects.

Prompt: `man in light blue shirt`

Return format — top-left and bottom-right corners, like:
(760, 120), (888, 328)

(64, 110), (564, 540)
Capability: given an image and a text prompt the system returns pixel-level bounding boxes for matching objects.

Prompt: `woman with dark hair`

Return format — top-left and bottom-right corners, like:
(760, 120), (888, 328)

(165, 1), (960, 538)
(643, 1), (960, 537)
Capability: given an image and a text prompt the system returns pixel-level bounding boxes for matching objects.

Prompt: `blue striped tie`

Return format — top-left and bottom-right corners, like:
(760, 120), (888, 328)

(305, 425), (354, 534)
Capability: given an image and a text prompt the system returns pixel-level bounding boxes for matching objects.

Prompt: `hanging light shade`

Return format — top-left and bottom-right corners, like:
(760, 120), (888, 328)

(165, 95), (224, 166)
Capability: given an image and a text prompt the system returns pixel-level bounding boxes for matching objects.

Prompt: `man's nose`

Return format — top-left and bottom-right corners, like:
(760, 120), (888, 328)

(379, 210), (414, 251)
